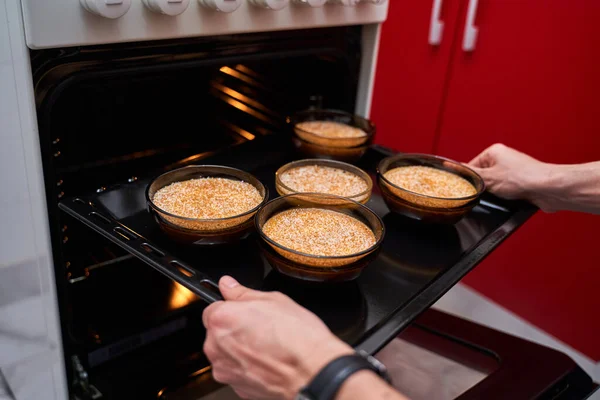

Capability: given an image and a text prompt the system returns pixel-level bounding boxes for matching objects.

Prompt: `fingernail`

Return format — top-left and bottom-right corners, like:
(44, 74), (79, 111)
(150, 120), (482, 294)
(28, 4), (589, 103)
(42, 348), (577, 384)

(221, 276), (238, 288)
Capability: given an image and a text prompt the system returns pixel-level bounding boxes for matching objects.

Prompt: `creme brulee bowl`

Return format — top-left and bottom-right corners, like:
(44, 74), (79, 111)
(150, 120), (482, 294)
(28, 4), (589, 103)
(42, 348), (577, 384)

(288, 109), (375, 162)
(289, 109), (376, 148)
(146, 165), (268, 245)
(255, 193), (384, 282)
(275, 159), (373, 204)
(377, 154), (485, 224)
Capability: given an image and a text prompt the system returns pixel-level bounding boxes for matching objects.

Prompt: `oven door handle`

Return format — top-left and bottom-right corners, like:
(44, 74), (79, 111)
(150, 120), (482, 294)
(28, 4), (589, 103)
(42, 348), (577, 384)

(59, 198), (224, 304)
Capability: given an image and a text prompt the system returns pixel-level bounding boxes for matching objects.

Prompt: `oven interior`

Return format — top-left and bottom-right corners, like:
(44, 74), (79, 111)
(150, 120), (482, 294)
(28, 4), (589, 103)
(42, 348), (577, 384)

(32, 26), (363, 399)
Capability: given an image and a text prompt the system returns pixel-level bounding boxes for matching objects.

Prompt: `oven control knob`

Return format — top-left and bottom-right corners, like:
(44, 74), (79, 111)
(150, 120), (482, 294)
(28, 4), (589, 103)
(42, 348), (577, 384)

(328, 0), (359, 5)
(80, 0), (132, 19)
(248, 0), (289, 10)
(198, 0), (243, 12)
(291, 0), (326, 6)
(143, 0), (191, 15)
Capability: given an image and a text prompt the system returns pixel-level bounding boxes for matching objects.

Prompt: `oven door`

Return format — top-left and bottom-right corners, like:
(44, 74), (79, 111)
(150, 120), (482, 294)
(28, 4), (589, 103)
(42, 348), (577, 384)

(378, 309), (597, 400)
(107, 308), (598, 400)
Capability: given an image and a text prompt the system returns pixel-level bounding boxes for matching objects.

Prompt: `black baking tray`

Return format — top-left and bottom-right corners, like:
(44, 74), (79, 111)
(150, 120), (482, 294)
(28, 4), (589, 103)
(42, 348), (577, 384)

(59, 135), (537, 354)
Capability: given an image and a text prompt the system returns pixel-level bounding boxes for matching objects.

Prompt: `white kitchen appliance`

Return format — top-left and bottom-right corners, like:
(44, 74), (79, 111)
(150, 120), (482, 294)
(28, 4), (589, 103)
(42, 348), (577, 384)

(0, 1), (387, 398)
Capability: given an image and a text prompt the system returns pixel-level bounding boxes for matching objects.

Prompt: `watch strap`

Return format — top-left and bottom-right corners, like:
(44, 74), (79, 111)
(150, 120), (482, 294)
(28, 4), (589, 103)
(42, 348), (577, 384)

(297, 351), (391, 400)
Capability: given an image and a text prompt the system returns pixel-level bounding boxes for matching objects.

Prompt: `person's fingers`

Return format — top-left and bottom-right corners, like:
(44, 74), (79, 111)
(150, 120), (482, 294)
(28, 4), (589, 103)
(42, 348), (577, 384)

(468, 165), (482, 174)
(468, 149), (491, 168)
(211, 363), (235, 384)
(203, 333), (220, 363)
(469, 166), (498, 191)
(202, 301), (225, 328)
(469, 166), (503, 196)
(219, 276), (264, 302)
(211, 358), (243, 379)
(468, 165), (491, 181)
(469, 143), (509, 168)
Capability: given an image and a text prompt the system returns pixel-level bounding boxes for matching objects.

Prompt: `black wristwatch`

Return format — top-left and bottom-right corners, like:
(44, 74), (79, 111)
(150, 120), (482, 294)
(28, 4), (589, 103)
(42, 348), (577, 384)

(295, 350), (392, 400)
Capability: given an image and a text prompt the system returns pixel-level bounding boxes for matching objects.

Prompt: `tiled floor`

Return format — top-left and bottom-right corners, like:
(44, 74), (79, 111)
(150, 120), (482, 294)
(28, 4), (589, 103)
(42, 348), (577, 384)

(1, 348), (58, 400)
(0, 261), (60, 400)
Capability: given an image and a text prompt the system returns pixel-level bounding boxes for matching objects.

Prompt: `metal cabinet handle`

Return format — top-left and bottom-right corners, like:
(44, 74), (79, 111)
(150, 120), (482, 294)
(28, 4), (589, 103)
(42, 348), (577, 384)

(462, 0), (479, 51)
(428, 0), (444, 45)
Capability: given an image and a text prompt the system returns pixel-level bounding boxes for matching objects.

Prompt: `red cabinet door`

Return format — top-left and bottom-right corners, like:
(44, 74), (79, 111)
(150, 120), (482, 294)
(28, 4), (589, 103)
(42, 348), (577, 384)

(370, 0), (463, 153)
(436, 0), (600, 361)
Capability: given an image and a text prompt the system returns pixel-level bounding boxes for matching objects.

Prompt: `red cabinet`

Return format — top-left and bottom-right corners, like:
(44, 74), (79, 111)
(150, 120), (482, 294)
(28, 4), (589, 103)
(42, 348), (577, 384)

(370, 0), (463, 154)
(372, 0), (600, 361)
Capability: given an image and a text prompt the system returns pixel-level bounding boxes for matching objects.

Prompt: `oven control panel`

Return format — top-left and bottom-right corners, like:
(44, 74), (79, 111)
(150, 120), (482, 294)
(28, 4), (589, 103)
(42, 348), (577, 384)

(199, 0), (244, 12)
(142, 0), (192, 16)
(21, 0), (388, 49)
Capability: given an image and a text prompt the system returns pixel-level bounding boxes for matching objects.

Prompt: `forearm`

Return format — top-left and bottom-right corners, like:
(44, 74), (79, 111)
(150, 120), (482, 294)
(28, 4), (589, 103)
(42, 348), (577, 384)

(335, 370), (409, 400)
(530, 161), (600, 214)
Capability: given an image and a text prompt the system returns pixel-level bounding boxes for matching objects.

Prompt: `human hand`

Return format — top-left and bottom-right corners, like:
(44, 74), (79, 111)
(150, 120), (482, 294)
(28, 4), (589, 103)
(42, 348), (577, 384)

(202, 276), (353, 400)
(468, 143), (553, 210)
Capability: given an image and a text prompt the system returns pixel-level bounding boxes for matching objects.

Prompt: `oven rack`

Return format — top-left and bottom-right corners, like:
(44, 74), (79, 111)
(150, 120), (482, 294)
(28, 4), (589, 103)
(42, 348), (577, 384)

(60, 197), (224, 303)
(58, 136), (537, 354)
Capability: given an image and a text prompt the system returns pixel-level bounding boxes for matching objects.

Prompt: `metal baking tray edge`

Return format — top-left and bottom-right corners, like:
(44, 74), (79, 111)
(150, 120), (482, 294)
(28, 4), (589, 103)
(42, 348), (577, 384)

(355, 201), (535, 354)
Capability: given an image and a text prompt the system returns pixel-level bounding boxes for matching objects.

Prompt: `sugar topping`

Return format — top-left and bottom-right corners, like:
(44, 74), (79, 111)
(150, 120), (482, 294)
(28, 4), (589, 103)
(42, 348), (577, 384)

(153, 177), (263, 219)
(279, 165), (368, 197)
(296, 121), (367, 139)
(384, 166), (477, 198)
(262, 208), (376, 257)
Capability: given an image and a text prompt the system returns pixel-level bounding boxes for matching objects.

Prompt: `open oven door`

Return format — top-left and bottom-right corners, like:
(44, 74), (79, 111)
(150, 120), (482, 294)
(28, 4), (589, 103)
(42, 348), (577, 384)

(147, 308), (599, 400)
(378, 309), (597, 400)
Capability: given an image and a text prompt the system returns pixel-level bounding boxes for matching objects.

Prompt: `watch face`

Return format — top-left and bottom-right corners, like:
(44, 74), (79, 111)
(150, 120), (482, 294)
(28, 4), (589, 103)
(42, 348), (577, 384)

(295, 393), (313, 400)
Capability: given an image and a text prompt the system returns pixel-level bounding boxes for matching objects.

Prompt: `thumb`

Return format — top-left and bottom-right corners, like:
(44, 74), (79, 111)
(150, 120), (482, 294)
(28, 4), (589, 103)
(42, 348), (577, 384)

(461, 163), (488, 179)
(468, 153), (487, 168)
(468, 165), (486, 177)
(468, 147), (496, 169)
(469, 165), (493, 184)
(218, 276), (263, 301)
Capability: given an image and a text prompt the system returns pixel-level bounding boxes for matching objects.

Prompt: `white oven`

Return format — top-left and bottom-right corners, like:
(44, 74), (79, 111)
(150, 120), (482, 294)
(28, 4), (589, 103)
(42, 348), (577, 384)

(0, 1), (387, 398)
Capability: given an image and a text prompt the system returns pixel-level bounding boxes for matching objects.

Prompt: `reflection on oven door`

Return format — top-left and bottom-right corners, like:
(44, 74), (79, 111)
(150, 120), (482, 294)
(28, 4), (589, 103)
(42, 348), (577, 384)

(198, 386), (241, 400)
(158, 368), (243, 400)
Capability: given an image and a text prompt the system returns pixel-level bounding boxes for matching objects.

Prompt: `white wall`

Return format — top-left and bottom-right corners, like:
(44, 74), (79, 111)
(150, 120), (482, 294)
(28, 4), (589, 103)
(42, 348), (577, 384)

(0, 0), (67, 398)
